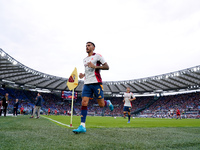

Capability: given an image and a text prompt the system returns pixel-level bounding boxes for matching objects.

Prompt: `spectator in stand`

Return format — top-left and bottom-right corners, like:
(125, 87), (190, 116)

(1, 93), (9, 117)
(13, 99), (19, 117)
(30, 93), (43, 119)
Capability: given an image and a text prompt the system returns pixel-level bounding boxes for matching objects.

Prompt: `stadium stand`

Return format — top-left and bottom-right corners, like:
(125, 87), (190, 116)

(1, 48), (200, 94)
(140, 92), (200, 119)
(0, 86), (199, 118)
(0, 48), (199, 118)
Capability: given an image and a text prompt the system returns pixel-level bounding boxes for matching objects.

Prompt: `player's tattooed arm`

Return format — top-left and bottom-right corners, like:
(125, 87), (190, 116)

(99, 62), (109, 70)
(88, 61), (109, 70)
(129, 97), (136, 101)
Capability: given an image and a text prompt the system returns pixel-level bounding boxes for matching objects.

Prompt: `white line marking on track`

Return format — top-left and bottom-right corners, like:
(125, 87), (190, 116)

(41, 116), (72, 127)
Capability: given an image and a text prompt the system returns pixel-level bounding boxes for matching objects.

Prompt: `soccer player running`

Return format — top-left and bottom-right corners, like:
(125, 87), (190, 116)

(73, 42), (114, 134)
(123, 87), (136, 123)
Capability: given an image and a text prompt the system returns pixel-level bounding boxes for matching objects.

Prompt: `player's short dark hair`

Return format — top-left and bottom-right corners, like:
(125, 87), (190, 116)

(86, 41), (95, 47)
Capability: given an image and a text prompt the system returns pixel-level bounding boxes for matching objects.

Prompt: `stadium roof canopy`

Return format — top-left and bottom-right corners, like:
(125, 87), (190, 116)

(1, 48), (200, 95)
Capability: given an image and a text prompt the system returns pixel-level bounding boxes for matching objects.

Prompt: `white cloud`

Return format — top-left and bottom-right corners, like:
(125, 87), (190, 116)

(0, 0), (200, 81)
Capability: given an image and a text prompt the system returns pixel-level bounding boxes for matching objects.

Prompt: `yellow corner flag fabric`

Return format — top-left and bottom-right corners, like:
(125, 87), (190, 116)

(67, 67), (78, 91)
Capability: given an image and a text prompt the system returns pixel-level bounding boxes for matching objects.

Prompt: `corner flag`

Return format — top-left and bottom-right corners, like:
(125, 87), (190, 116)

(66, 67), (78, 127)
(67, 67), (78, 90)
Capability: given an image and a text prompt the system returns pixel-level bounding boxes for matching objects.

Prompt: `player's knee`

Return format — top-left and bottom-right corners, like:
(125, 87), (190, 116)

(99, 102), (105, 108)
(82, 101), (88, 106)
(82, 100), (88, 106)
(81, 97), (89, 106)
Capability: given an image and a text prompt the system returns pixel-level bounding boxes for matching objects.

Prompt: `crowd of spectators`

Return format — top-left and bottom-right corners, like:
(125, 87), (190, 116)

(0, 87), (199, 118)
(140, 92), (200, 118)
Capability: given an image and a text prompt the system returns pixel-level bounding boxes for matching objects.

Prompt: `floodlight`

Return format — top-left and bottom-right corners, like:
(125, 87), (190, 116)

(13, 61), (17, 65)
(1, 52), (5, 57)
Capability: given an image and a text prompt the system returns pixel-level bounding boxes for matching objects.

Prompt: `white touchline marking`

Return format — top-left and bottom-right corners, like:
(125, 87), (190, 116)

(41, 116), (72, 127)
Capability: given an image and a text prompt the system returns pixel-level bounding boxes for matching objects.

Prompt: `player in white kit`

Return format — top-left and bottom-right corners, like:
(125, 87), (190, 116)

(73, 42), (114, 134)
(123, 87), (136, 123)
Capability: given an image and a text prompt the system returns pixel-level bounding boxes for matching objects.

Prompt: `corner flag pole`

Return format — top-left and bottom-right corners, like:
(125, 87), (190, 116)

(70, 89), (74, 127)
(66, 67), (78, 127)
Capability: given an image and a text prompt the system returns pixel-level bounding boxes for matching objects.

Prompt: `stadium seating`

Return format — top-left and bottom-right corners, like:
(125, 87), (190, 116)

(0, 87), (199, 118)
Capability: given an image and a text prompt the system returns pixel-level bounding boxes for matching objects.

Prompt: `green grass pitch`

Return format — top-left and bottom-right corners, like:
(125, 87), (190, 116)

(0, 115), (200, 150)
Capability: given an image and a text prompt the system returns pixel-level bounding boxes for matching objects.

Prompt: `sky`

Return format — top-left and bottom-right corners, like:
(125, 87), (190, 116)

(0, 0), (200, 82)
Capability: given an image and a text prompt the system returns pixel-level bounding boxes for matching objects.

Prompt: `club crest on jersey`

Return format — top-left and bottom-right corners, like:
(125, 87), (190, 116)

(69, 75), (75, 83)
